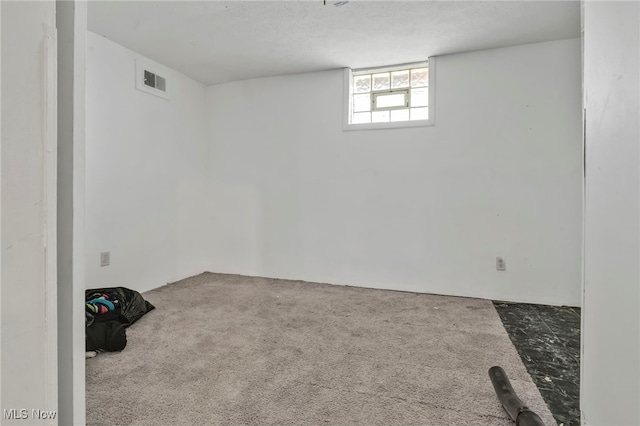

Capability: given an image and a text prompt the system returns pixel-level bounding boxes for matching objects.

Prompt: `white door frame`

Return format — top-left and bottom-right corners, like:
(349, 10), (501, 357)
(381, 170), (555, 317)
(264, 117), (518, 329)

(44, 19), (60, 422)
(56, 1), (87, 424)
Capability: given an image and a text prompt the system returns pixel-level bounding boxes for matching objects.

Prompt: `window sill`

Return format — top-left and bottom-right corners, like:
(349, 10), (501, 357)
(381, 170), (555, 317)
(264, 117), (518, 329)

(343, 119), (434, 132)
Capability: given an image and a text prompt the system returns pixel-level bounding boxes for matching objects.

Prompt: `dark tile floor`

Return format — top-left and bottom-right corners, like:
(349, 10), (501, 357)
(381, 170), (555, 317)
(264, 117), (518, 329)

(493, 301), (581, 426)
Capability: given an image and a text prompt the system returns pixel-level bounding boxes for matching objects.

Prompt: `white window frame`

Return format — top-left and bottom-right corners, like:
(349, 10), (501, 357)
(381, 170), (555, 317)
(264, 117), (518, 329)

(343, 58), (436, 131)
(372, 90), (409, 110)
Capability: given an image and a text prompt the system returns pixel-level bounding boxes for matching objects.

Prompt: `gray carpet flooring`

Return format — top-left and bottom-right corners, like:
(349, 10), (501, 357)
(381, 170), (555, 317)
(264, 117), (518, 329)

(86, 273), (555, 425)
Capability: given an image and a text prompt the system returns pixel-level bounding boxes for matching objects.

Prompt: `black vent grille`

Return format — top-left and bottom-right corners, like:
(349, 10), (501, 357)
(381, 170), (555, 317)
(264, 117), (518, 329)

(143, 70), (166, 92)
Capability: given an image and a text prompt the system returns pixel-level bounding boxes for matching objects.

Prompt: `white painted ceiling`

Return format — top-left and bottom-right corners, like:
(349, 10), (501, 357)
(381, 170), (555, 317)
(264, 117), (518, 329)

(88, 1), (580, 86)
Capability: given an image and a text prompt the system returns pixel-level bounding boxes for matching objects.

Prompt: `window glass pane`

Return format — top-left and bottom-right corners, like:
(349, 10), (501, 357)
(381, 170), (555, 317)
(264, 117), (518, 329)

(411, 68), (429, 87)
(375, 93), (406, 109)
(371, 110), (390, 123)
(352, 112), (371, 124)
(410, 88), (428, 107)
(391, 70), (410, 88)
(354, 75), (371, 93)
(353, 93), (371, 112)
(410, 107), (428, 121)
(390, 109), (410, 122)
(372, 72), (390, 91)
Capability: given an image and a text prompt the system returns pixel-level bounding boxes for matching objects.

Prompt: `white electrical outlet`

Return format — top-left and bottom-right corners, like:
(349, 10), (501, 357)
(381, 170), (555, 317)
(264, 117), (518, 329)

(101, 251), (110, 267)
(496, 256), (506, 271)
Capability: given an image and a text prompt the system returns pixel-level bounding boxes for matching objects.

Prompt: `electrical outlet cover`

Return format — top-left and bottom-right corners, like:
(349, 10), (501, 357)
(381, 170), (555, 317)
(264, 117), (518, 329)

(101, 251), (110, 267)
(496, 257), (506, 271)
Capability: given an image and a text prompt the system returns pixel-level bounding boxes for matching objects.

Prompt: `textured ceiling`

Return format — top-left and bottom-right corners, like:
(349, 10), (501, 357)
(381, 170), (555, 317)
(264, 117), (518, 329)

(88, 1), (580, 86)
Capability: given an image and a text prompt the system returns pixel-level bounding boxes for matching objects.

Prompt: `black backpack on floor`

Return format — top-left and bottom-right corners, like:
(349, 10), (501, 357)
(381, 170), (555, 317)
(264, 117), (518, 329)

(86, 316), (127, 352)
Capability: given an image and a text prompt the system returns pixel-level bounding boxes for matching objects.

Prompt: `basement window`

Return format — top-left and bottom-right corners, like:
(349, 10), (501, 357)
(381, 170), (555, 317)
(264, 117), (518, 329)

(344, 59), (435, 130)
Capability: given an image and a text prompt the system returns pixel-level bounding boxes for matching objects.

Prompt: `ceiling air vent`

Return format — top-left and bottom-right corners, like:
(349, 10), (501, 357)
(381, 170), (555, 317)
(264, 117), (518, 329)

(136, 59), (170, 100)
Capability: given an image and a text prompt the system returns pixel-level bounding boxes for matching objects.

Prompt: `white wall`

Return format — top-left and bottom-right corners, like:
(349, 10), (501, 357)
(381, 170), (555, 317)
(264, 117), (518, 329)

(85, 32), (210, 293)
(582, 2), (640, 424)
(1, 0), (58, 422)
(206, 38), (583, 306)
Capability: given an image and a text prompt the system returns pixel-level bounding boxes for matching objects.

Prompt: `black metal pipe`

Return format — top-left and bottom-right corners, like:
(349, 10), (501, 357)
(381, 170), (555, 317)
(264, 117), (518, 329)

(489, 366), (546, 426)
